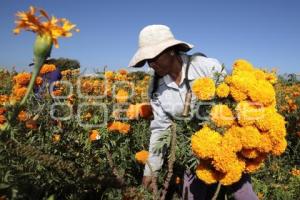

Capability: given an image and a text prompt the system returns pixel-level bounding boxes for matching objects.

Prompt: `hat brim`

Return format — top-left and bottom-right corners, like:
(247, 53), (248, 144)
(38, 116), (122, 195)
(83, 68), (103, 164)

(128, 39), (193, 68)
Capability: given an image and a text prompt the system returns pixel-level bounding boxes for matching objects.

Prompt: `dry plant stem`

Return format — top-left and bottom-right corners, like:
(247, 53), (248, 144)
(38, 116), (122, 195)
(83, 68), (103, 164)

(146, 160), (159, 200)
(160, 121), (177, 200)
(211, 182), (222, 200)
(104, 148), (124, 185)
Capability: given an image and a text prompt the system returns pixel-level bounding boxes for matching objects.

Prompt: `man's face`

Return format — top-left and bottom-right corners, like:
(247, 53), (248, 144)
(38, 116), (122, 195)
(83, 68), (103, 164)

(147, 49), (174, 77)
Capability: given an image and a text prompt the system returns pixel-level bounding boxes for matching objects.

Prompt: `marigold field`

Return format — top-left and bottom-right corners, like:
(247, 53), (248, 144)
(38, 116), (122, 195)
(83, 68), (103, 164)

(0, 67), (299, 200)
(0, 6), (299, 200)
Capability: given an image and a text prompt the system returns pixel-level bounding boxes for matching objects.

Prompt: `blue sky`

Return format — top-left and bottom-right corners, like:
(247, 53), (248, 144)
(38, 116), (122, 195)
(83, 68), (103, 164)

(1, 0), (299, 74)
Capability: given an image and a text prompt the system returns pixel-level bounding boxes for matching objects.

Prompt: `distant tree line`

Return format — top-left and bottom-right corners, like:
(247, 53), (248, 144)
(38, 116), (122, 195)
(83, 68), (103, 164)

(45, 57), (80, 71)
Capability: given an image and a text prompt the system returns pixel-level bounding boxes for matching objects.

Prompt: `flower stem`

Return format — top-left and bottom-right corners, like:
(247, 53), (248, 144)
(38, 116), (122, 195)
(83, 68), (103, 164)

(20, 56), (45, 105)
(212, 182), (222, 200)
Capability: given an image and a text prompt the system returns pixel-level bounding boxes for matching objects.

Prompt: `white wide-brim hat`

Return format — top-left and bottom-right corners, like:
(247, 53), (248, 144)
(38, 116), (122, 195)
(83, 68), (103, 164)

(128, 25), (194, 68)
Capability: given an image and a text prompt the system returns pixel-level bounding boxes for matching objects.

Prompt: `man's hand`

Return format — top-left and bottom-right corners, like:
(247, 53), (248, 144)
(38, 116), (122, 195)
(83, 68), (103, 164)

(142, 176), (157, 191)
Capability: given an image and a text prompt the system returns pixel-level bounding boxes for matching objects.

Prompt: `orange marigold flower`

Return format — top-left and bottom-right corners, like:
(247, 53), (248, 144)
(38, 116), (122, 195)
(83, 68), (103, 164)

(25, 119), (38, 129)
(118, 69), (128, 75)
(139, 103), (153, 119)
(39, 64), (56, 75)
(35, 76), (43, 86)
(89, 130), (100, 141)
(14, 6), (79, 48)
(0, 107), (6, 115)
(0, 115), (6, 124)
(18, 111), (28, 122)
(290, 168), (300, 177)
(108, 121), (131, 134)
(135, 150), (149, 164)
(12, 87), (27, 100)
(0, 95), (9, 105)
(126, 103), (153, 120)
(126, 104), (140, 120)
(52, 89), (63, 96)
(13, 72), (31, 86)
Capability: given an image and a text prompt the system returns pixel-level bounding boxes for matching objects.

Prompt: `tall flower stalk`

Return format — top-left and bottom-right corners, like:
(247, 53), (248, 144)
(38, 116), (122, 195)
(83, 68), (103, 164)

(13, 6), (79, 105)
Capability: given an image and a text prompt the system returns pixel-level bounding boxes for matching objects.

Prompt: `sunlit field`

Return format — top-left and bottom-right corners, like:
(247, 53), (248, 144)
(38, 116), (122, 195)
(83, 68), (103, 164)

(0, 6), (299, 200)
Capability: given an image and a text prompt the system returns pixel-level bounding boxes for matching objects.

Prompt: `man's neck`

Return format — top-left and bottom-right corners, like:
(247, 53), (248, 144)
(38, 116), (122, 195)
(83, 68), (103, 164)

(169, 55), (183, 85)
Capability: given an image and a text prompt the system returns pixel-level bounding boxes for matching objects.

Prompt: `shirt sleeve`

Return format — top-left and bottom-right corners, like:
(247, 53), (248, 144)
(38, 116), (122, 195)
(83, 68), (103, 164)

(144, 97), (172, 176)
(189, 56), (227, 81)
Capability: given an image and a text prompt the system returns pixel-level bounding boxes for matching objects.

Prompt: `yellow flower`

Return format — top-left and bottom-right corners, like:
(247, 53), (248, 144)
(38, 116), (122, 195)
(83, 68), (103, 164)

(135, 150), (149, 165)
(239, 126), (262, 149)
(232, 59), (254, 73)
(257, 133), (273, 153)
(213, 148), (243, 173)
(14, 6), (79, 48)
(231, 70), (256, 93)
(219, 164), (244, 186)
(255, 109), (285, 133)
(191, 126), (222, 159)
(248, 80), (276, 106)
(271, 137), (287, 156)
(230, 86), (247, 102)
(236, 101), (263, 126)
(116, 89), (129, 103)
(216, 83), (230, 98)
(195, 161), (220, 184)
(104, 71), (114, 80)
(192, 77), (215, 100)
(253, 69), (267, 80)
(240, 148), (260, 159)
(210, 104), (234, 127)
(221, 129), (242, 153)
(265, 72), (277, 84)
(39, 64), (56, 74)
(245, 154), (266, 173)
(52, 134), (61, 143)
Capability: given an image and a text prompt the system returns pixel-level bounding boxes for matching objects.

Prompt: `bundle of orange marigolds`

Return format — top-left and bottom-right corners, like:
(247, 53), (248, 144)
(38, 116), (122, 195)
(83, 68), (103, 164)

(190, 59), (287, 186)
